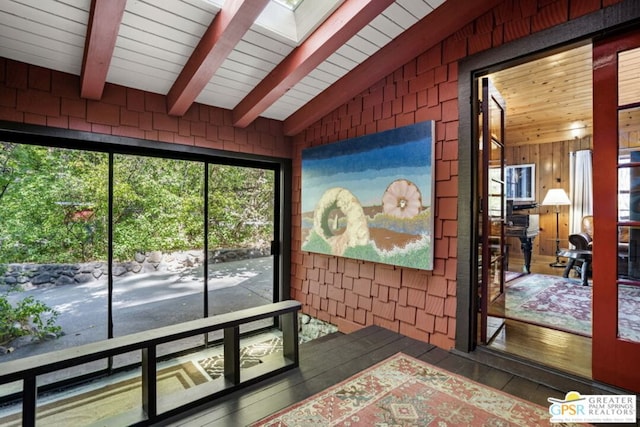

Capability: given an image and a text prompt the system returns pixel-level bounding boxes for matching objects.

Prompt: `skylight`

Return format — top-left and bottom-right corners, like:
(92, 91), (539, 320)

(201, 0), (342, 44)
(272, 0), (304, 11)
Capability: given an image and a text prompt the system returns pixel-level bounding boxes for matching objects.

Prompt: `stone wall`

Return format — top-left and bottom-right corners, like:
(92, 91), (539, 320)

(0, 248), (270, 290)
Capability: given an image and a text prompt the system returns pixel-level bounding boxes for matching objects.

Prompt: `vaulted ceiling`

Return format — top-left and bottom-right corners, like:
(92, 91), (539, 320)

(0, 0), (504, 136)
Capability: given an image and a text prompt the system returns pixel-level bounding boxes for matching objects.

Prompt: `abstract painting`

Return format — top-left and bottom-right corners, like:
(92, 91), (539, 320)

(301, 121), (435, 270)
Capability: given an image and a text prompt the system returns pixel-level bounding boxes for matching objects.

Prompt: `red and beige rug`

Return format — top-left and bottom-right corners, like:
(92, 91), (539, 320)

(505, 274), (640, 340)
(252, 353), (583, 426)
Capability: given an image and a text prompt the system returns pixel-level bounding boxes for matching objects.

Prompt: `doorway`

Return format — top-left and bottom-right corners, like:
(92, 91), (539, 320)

(473, 34), (640, 391)
(456, 1), (640, 394)
(476, 44), (595, 378)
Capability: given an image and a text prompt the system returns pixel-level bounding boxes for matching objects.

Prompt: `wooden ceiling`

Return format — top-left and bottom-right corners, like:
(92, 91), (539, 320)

(490, 43), (640, 147)
(488, 44), (594, 146)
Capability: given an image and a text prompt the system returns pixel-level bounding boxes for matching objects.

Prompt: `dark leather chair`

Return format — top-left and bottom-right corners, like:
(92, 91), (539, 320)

(562, 216), (593, 285)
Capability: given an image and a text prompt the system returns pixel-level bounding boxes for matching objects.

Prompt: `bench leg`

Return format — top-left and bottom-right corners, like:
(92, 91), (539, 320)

(281, 312), (299, 366)
(224, 326), (240, 384)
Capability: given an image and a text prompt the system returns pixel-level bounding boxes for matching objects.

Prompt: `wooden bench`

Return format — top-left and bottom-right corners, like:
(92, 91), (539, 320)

(0, 300), (301, 426)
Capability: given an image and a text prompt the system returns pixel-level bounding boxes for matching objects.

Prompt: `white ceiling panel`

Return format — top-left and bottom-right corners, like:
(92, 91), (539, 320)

(357, 25), (392, 48)
(383, 2), (419, 28)
(107, 62), (176, 94)
(0, 0), (444, 124)
(395, 0), (435, 20)
(370, 13), (404, 40)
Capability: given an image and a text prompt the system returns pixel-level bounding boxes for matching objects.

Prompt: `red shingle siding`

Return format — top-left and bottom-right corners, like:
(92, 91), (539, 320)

(0, 0), (622, 351)
(0, 59), (291, 159)
(291, 0), (614, 350)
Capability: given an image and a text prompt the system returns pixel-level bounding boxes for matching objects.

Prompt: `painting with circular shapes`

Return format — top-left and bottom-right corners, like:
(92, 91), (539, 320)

(301, 121), (435, 270)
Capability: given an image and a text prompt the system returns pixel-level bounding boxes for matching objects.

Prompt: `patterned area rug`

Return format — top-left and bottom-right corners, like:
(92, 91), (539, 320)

(251, 353), (582, 426)
(198, 336), (283, 379)
(506, 274), (640, 341)
(198, 315), (339, 379)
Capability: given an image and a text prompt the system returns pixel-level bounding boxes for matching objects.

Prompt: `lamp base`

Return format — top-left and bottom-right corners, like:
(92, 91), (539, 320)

(549, 261), (567, 268)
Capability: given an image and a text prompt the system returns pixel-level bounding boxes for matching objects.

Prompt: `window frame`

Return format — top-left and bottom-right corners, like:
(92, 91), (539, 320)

(0, 120), (292, 377)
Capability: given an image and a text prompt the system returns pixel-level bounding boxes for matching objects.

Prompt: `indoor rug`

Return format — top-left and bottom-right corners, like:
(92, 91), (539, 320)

(251, 352), (584, 427)
(0, 361), (207, 426)
(505, 274), (640, 341)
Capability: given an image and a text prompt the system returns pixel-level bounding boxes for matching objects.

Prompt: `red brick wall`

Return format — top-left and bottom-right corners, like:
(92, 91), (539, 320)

(0, 58), (291, 159)
(290, 0), (623, 349)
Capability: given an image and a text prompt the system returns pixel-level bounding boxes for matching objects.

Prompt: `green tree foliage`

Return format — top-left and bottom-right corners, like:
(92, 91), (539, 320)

(208, 164), (274, 248)
(0, 143), (106, 262)
(0, 143), (275, 263)
(0, 293), (62, 344)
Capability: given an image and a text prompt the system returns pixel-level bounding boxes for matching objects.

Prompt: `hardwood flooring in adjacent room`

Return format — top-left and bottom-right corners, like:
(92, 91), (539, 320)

(492, 255), (592, 379)
(510, 254), (572, 277)
(487, 319), (592, 379)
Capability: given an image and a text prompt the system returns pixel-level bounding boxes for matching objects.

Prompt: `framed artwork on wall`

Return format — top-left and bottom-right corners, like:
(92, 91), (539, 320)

(301, 121), (435, 271)
(506, 163), (536, 202)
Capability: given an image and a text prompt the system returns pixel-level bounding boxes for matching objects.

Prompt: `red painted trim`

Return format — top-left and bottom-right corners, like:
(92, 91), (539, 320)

(283, 0), (503, 136)
(80, 0), (127, 100)
(232, 0), (395, 128)
(592, 28), (640, 393)
(167, 0), (270, 116)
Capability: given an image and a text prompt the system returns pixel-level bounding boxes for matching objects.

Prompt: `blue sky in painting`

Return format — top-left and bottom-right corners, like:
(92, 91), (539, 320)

(301, 122), (433, 213)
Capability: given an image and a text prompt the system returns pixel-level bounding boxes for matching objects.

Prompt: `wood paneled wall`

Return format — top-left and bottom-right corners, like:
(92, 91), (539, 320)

(505, 136), (592, 260)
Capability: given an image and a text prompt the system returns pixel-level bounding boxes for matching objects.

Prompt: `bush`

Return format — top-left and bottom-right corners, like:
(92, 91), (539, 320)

(0, 294), (62, 345)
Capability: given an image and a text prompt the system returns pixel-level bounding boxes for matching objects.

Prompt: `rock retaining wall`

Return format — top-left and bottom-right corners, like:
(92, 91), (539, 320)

(0, 248), (270, 290)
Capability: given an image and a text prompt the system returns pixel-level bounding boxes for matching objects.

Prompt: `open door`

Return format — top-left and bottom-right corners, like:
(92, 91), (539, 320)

(478, 77), (507, 344)
(592, 29), (640, 392)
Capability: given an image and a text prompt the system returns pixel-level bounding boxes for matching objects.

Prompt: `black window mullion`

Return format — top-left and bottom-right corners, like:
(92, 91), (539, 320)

(107, 152), (114, 371)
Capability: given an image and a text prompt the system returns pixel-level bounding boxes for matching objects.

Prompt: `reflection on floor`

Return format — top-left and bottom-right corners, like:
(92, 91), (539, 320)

(198, 314), (338, 379)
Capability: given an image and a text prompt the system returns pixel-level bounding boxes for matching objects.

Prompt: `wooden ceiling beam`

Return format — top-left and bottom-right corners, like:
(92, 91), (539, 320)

(232, 0), (395, 128)
(80, 0), (127, 100)
(283, 0), (504, 136)
(167, 0), (270, 116)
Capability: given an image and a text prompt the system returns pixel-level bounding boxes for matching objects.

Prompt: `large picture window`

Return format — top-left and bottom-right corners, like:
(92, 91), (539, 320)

(0, 138), (284, 390)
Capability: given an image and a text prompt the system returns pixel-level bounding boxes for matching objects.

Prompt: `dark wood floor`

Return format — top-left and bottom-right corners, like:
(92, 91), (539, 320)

(157, 325), (632, 426)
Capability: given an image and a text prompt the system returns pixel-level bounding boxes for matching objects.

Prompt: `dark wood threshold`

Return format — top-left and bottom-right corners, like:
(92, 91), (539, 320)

(453, 345), (632, 397)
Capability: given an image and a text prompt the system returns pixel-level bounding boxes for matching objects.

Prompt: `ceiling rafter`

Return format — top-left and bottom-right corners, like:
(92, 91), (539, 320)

(231, 0), (396, 128)
(80, 0), (127, 100)
(167, 0), (271, 116)
(282, 0), (504, 136)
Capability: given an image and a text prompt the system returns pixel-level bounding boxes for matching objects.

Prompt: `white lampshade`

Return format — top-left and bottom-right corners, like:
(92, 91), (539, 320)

(541, 188), (571, 206)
